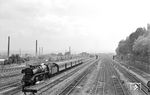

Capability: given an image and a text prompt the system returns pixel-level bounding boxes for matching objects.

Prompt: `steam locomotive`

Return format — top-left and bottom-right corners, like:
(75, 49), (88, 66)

(21, 58), (85, 86)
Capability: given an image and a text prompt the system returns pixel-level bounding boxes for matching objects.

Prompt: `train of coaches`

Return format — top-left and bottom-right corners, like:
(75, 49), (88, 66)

(21, 55), (99, 87)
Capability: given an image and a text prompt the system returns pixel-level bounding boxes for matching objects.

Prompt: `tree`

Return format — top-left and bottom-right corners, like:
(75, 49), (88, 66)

(132, 34), (150, 62)
(116, 27), (146, 56)
(116, 39), (130, 55)
(4, 54), (25, 65)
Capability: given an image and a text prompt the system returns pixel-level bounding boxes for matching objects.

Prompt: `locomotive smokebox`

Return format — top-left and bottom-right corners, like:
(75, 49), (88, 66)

(147, 81), (150, 92)
(147, 81), (150, 87)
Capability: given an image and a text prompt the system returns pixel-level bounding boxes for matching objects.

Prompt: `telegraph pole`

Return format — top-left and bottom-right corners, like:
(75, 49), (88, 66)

(41, 47), (43, 55)
(39, 47), (40, 56)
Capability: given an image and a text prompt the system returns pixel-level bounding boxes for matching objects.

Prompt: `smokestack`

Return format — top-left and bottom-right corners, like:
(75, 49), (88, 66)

(7, 36), (10, 58)
(36, 40), (38, 56)
(147, 24), (150, 32)
(39, 47), (40, 56)
(41, 47), (43, 55)
(69, 46), (71, 53)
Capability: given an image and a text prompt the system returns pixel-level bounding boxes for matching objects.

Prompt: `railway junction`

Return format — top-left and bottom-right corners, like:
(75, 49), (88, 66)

(0, 54), (150, 95)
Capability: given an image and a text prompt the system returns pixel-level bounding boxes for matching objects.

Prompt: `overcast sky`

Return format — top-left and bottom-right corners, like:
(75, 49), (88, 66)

(0, 0), (150, 54)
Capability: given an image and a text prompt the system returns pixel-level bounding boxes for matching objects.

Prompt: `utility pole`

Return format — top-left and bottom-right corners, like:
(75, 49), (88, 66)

(39, 47), (40, 56)
(41, 47), (43, 55)
(7, 36), (10, 58)
(69, 47), (70, 52)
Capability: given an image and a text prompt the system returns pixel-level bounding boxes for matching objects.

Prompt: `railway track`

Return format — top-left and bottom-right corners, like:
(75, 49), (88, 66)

(1, 58), (95, 95)
(0, 73), (22, 79)
(106, 61), (129, 95)
(113, 61), (150, 95)
(0, 67), (24, 82)
(0, 73), (23, 95)
(57, 59), (99, 95)
(0, 72), (23, 94)
(120, 62), (149, 77)
(0, 84), (22, 95)
(90, 61), (105, 95)
(37, 59), (98, 95)
(0, 79), (21, 91)
(0, 67), (25, 73)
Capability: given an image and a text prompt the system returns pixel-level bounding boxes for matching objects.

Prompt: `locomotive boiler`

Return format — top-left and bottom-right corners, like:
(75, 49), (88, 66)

(21, 63), (50, 86)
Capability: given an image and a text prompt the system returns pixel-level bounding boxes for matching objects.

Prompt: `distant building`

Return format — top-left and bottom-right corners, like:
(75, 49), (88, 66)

(64, 47), (71, 56)
(0, 53), (7, 59)
(0, 59), (5, 65)
(50, 53), (57, 56)
(147, 24), (150, 31)
(64, 52), (71, 56)
(57, 53), (63, 56)
(23, 53), (33, 58)
(80, 52), (90, 56)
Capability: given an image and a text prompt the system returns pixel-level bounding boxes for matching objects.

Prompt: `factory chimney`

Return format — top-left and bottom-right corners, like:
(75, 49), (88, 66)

(7, 36), (10, 58)
(41, 47), (43, 55)
(69, 46), (71, 54)
(147, 24), (150, 32)
(36, 40), (38, 56)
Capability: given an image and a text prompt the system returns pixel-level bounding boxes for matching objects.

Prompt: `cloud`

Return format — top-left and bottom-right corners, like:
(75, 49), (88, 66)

(1, 0), (150, 53)
(0, 0), (72, 36)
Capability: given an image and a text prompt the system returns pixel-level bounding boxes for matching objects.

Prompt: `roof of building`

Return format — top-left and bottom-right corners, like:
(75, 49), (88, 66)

(0, 59), (5, 62)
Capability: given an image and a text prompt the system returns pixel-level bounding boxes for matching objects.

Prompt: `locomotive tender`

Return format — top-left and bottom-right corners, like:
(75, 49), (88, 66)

(21, 58), (84, 86)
